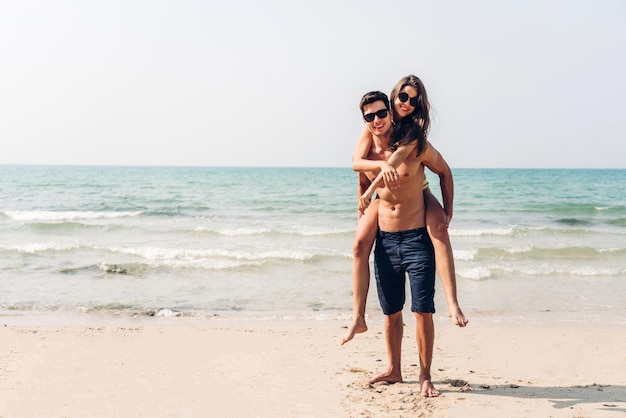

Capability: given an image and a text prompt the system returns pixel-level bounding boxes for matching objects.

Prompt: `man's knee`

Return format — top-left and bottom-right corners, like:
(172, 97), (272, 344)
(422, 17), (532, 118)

(386, 311), (404, 324)
(414, 312), (433, 323)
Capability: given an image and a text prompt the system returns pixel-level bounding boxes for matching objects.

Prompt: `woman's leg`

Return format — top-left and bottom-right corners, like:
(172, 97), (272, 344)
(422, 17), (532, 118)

(342, 199), (380, 345)
(423, 188), (468, 327)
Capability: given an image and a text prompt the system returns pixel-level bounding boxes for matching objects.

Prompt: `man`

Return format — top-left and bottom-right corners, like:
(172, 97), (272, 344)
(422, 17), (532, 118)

(353, 90), (444, 397)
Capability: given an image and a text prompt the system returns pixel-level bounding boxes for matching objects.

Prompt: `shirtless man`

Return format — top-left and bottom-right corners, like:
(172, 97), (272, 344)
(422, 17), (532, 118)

(355, 90), (442, 397)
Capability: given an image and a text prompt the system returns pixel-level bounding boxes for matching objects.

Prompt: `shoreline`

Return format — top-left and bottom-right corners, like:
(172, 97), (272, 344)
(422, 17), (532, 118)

(3, 307), (626, 327)
(1, 317), (625, 417)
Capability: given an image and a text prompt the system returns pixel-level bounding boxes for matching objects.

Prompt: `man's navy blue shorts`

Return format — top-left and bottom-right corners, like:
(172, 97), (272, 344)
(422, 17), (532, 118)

(373, 227), (436, 315)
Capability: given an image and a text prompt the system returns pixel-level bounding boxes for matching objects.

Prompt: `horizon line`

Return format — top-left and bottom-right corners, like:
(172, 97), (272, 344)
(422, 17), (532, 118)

(1, 163), (625, 170)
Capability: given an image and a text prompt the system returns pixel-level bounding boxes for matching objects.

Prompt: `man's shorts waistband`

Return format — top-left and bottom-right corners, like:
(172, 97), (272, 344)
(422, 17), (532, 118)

(377, 227), (428, 239)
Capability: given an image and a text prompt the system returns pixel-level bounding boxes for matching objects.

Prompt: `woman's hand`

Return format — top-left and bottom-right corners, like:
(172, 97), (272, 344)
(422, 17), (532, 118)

(380, 161), (400, 189)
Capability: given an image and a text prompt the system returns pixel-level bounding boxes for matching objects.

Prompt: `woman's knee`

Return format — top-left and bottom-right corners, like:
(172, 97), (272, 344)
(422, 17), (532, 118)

(352, 238), (372, 258)
(428, 221), (450, 243)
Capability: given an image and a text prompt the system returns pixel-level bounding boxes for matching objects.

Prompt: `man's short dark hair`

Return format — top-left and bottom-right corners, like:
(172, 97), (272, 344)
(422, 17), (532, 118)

(359, 91), (390, 114)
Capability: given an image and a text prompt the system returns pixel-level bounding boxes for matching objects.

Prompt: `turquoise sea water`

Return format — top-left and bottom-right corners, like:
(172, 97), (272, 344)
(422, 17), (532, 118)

(1, 165), (625, 324)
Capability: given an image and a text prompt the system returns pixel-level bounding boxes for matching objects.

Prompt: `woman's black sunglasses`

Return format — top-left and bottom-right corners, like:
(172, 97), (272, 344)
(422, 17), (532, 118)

(363, 108), (389, 122)
(398, 92), (419, 107)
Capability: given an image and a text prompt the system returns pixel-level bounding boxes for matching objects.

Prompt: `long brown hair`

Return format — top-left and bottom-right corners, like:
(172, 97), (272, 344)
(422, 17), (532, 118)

(389, 75), (431, 156)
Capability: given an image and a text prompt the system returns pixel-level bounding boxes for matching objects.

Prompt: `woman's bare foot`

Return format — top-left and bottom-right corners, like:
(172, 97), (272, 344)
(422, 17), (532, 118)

(447, 305), (468, 327)
(341, 316), (367, 345)
(369, 370), (403, 385)
(420, 379), (440, 397)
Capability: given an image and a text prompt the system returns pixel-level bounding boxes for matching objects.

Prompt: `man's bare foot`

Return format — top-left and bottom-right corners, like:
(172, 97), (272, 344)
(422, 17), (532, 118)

(447, 306), (468, 327)
(421, 379), (440, 397)
(369, 370), (403, 385)
(340, 316), (367, 345)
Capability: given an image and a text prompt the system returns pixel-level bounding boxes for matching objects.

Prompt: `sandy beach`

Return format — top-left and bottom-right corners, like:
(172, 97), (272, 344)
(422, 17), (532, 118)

(1, 315), (624, 417)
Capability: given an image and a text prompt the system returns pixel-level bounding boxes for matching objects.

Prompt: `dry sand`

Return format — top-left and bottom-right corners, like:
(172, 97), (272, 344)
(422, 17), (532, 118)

(1, 316), (625, 417)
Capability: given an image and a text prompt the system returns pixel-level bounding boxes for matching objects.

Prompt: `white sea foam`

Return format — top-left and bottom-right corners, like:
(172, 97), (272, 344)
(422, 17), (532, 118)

(214, 227), (272, 236)
(453, 249), (477, 261)
(449, 227), (514, 237)
(1, 242), (81, 253)
(506, 245), (533, 254)
(457, 267), (492, 280)
(492, 264), (622, 277)
(597, 247), (623, 253)
(103, 246), (322, 262)
(2, 210), (142, 221)
(193, 225), (353, 236)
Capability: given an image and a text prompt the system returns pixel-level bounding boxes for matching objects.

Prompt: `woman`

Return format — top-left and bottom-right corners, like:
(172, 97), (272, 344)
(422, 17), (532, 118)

(341, 75), (467, 346)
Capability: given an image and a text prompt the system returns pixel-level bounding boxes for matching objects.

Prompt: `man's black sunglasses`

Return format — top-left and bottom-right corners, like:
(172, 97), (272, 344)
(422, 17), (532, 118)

(363, 108), (389, 122)
(398, 92), (419, 107)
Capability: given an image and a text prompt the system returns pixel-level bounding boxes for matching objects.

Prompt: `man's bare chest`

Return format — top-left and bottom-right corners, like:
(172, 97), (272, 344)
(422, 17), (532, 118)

(366, 145), (393, 162)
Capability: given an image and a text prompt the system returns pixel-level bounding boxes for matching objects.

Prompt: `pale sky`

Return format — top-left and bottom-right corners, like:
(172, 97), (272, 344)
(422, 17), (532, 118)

(2, 1), (625, 168)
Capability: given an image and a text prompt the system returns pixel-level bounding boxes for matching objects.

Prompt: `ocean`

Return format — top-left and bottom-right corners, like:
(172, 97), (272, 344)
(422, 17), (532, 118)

(1, 165), (625, 325)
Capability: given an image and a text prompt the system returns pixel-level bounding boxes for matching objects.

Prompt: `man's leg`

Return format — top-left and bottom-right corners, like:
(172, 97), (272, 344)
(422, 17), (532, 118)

(371, 230), (405, 384)
(404, 228), (439, 397)
(370, 310), (404, 384)
(415, 312), (439, 397)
